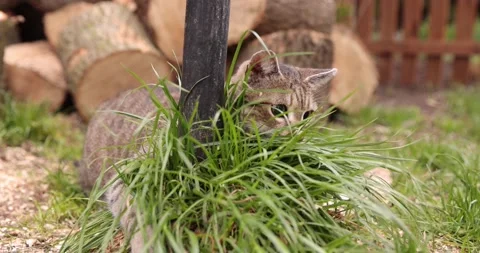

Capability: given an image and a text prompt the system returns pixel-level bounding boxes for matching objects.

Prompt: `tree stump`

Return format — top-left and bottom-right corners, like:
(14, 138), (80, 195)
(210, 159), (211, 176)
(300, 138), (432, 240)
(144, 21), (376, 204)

(328, 25), (378, 114)
(43, 2), (94, 48)
(28, 0), (105, 12)
(0, 11), (20, 88)
(236, 29), (334, 70)
(254, 0), (336, 36)
(3, 41), (67, 112)
(135, 0), (266, 63)
(57, 2), (171, 120)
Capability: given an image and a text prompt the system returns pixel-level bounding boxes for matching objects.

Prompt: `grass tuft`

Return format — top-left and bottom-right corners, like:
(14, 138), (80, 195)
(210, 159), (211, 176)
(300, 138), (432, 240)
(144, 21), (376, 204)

(0, 91), (84, 160)
(61, 75), (424, 252)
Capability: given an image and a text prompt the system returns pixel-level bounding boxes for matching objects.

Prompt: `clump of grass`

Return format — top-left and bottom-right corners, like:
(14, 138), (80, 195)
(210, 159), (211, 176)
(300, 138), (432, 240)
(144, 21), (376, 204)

(61, 78), (425, 251)
(45, 169), (88, 220)
(28, 167), (89, 234)
(0, 91), (57, 145)
(0, 91), (84, 160)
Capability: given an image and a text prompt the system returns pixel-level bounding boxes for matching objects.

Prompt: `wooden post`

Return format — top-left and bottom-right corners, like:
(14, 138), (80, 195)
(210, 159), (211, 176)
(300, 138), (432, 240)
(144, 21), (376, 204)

(179, 0), (230, 153)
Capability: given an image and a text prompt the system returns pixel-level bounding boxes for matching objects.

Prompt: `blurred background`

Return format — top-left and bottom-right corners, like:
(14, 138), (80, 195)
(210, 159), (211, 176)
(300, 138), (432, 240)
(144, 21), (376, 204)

(1, 1), (479, 251)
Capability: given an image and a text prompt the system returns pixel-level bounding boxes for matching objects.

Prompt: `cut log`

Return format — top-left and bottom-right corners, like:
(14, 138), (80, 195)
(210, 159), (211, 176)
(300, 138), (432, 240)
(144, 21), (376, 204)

(0, 0), (24, 10)
(328, 25), (378, 114)
(234, 26), (378, 114)
(28, 0), (105, 12)
(135, 0), (266, 63)
(254, 0), (336, 36)
(43, 2), (94, 48)
(235, 29), (334, 70)
(57, 2), (171, 120)
(3, 41), (67, 112)
(113, 0), (136, 11)
(0, 11), (20, 88)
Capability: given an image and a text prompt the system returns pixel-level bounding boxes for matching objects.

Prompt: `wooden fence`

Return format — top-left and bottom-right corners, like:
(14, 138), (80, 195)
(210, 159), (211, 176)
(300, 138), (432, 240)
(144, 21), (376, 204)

(338, 0), (480, 87)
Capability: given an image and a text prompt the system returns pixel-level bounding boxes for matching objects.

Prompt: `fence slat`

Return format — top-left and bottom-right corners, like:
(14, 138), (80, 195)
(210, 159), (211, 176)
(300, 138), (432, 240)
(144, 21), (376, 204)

(426, 0), (450, 86)
(453, 0), (478, 84)
(401, 0), (424, 87)
(378, 0), (399, 84)
(356, 0), (374, 41)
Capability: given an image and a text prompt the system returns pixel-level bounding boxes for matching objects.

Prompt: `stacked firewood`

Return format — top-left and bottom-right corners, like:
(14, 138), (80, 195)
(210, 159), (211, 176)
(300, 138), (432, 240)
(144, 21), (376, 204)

(1, 0), (377, 120)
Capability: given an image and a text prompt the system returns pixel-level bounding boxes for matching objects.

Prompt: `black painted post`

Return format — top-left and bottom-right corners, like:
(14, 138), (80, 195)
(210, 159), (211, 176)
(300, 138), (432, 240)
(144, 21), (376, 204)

(179, 0), (230, 155)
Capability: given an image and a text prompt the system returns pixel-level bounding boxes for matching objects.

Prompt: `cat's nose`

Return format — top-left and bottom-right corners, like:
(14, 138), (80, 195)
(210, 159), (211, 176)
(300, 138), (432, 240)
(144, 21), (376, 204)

(285, 113), (301, 124)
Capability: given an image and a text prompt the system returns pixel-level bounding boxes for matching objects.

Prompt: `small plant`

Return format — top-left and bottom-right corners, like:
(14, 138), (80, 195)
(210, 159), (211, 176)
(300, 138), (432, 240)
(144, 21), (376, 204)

(0, 91), (84, 160)
(30, 168), (88, 232)
(0, 91), (57, 146)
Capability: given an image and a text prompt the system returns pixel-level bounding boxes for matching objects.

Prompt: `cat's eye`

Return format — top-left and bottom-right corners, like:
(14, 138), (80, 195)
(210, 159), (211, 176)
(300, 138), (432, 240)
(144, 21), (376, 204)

(271, 104), (288, 117)
(303, 110), (314, 120)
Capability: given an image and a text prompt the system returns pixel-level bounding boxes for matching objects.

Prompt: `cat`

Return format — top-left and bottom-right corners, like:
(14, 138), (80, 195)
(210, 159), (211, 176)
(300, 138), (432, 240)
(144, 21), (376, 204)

(78, 50), (337, 252)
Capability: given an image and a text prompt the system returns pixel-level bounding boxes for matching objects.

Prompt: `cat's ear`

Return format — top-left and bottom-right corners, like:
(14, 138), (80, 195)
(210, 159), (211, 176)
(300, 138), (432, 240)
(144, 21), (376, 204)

(248, 50), (282, 76)
(304, 68), (337, 86)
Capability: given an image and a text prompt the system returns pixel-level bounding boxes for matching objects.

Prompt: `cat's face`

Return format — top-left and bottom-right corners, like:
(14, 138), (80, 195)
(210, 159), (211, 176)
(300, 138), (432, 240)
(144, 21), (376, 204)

(237, 50), (337, 134)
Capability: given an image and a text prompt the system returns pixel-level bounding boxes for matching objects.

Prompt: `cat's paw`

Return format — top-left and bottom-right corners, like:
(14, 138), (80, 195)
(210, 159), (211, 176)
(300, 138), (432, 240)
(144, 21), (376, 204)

(130, 226), (154, 253)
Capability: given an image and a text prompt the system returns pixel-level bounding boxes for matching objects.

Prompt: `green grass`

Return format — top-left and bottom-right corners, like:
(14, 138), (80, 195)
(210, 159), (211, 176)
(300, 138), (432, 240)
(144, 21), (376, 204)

(50, 82), (479, 252)
(2, 34), (479, 251)
(339, 106), (423, 130)
(34, 168), (88, 227)
(0, 91), (87, 241)
(0, 91), (84, 160)
(61, 82), (425, 252)
(337, 85), (480, 251)
(58, 43), (429, 252)
(442, 86), (480, 141)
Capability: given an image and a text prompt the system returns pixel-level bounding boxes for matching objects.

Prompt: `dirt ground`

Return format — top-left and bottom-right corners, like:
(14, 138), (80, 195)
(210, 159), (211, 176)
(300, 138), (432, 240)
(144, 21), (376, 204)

(0, 145), (73, 252)
(0, 85), (462, 252)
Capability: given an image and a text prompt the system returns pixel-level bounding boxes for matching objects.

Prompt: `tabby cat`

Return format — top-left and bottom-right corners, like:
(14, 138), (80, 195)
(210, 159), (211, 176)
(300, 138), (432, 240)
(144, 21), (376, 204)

(79, 50), (337, 252)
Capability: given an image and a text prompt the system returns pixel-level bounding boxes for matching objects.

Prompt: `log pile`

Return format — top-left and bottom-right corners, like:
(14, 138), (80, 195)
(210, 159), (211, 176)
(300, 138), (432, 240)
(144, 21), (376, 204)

(43, 2), (94, 48)
(27, 0), (105, 12)
(55, 2), (170, 119)
(1, 0), (379, 120)
(3, 41), (67, 111)
(255, 0), (336, 36)
(328, 25), (378, 114)
(135, 0), (268, 63)
(0, 11), (21, 88)
(236, 29), (334, 70)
